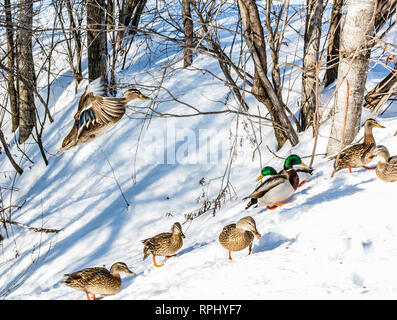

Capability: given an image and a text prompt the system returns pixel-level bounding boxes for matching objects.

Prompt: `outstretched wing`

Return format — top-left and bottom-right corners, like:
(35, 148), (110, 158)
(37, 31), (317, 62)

(86, 76), (107, 96)
(76, 95), (126, 137)
(245, 175), (288, 199)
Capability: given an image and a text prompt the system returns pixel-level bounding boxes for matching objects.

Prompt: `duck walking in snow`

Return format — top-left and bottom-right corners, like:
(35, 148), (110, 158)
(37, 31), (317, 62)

(332, 118), (385, 173)
(61, 262), (135, 300)
(142, 222), (185, 268)
(373, 145), (397, 182)
(219, 216), (261, 260)
(57, 76), (151, 155)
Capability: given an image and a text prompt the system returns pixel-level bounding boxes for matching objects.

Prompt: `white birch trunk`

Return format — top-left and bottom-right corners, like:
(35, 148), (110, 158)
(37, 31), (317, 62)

(326, 0), (376, 156)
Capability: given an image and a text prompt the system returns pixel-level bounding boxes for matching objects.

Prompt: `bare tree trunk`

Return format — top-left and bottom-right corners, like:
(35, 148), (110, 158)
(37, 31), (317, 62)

(182, 0), (194, 68)
(107, 0), (118, 96)
(17, 0), (36, 144)
(5, 0), (19, 133)
(120, 0), (147, 70)
(65, 0), (83, 84)
(301, 0), (324, 131)
(87, 0), (107, 82)
(375, 0), (397, 33)
(364, 63), (397, 114)
(326, 0), (376, 156)
(324, 0), (395, 88)
(323, 0), (343, 87)
(237, 0), (299, 148)
(116, 0), (139, 50)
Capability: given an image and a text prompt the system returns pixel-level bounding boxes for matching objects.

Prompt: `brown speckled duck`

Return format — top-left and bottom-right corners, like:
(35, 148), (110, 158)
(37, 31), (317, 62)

(373, 145), (397, 182)
(219, 216), (261, 260)
(57, 76), (150, 155)
(61, 262), (135, 300)
(333, 118), (385, 173)
(142, 222), (185, 268)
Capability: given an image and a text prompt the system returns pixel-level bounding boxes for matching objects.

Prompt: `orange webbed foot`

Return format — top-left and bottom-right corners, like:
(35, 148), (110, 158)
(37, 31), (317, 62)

(298, 180), (307, 188)
(362, 166), (376, 170)
(153, 255), (164, 268)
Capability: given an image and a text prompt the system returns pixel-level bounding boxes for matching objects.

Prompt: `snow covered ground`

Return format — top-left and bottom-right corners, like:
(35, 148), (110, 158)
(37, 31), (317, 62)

(0, 2), (397, 300)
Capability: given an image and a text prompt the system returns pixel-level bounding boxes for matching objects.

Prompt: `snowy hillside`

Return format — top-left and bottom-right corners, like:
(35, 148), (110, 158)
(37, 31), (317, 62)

(0, 1), (397, 300)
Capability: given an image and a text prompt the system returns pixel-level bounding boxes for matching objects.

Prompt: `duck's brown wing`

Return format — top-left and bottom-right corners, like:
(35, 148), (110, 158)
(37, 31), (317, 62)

(142, 232), (173, 259)
(62, 267), (108, 286)
(388, 155), (397, 165)
(77, 76), (107, 113)
(76, 95), (126, 138)
(244, 175), (288, 199)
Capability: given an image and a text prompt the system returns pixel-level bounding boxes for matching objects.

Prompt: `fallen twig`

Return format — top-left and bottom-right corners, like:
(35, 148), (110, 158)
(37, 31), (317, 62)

(0, 218), (60, 233)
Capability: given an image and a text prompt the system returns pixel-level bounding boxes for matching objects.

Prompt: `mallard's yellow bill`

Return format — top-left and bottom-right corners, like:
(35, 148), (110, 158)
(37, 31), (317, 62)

(377, 124), (385, 128)
(300, 162), (308, 167)
(256, 174), (264, 181)
(140, 94), (151, 100)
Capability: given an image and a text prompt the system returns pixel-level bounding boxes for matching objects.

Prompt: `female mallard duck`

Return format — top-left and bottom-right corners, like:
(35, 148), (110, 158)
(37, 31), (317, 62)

(142, 222), (185, 268)
(373, 145), (397, 182)
(61, 262), (135, 300)
(282, 154), (314, 187)
(245, 155), (308, 210)
(57, 76), (150, 155)
(333, 118), (385, 173)
(219, 216), (261, 260)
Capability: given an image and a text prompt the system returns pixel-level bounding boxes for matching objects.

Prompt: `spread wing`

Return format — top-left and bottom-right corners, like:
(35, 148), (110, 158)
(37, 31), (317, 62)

(76, 95), (126, 137)
(245, 175), (288, 199)
(86, 76), (107, 96)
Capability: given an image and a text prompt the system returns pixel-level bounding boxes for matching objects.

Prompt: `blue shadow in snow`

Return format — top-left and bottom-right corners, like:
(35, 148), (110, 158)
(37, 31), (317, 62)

(177, 241), (209, 256)
(255, 232), (297, 253)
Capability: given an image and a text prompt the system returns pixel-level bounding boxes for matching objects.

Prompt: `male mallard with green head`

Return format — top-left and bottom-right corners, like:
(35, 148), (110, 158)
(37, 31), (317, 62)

(219, 216), (261, 260)
(332, 118), (385, 173)
(61, 261), (135, 300)
(373, 145), (397, 182)
(142, 222), (185, 268)
(57, 76), (151, 155)
(281, 154), (314, 187)
(244, 166), (277, 209)
(245, 155), (308, 210)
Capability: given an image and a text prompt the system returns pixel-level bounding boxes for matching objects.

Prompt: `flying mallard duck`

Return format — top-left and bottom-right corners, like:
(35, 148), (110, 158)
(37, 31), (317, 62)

(57, 76), (151, 155)
(61, 262), (135, 300)
(245, 155), (308, 210)
(218, 216), (261, 260)
(373, 145), (397, 182)
(332, 118), (385, 173)
(142, 222), (185, 268)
